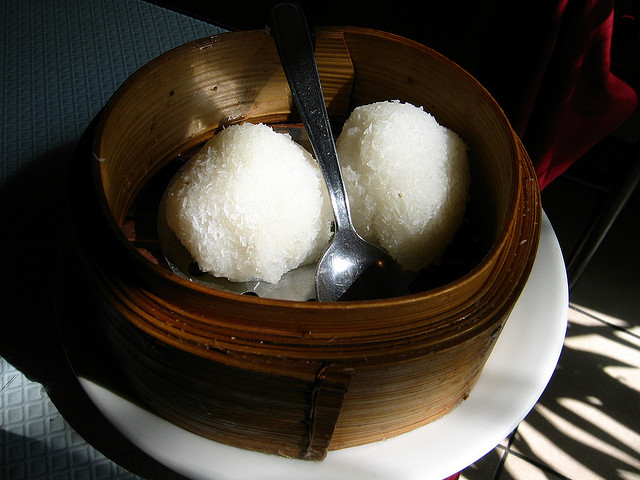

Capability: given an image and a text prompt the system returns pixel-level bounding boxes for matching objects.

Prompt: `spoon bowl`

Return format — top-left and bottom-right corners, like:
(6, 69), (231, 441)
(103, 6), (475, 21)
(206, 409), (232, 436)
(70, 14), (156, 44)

(316, 229), (410, 301)
(271, 2), (409, 301)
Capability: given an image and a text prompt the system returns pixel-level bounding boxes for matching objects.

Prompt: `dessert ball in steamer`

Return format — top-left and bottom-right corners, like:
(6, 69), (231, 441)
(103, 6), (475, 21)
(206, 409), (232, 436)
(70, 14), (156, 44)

(337, 101), (471, 272)
(164, 123), (333, 284)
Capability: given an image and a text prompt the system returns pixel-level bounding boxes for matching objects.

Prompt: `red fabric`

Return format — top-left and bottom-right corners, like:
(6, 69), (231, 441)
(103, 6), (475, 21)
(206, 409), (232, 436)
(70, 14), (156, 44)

(520, 0), (638, 188)
(393, 0), (639, 190)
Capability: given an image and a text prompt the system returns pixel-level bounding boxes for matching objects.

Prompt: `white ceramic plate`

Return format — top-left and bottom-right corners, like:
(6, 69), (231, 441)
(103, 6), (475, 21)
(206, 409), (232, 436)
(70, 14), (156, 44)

(76, 213), (568, 480)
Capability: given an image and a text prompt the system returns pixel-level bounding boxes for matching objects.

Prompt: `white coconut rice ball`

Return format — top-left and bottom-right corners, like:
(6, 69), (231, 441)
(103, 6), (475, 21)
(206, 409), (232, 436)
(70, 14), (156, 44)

(337, 100), (471, 272)
(164, 123), (332, 284)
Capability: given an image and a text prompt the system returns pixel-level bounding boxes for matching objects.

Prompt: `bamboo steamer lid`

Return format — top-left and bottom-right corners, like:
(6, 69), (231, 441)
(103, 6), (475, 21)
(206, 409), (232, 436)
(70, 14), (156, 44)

(68, 27), (541, 460)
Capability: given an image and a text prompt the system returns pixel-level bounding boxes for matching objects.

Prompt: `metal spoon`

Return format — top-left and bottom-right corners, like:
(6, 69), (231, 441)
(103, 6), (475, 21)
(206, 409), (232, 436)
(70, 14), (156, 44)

(271, 2), (409, 301)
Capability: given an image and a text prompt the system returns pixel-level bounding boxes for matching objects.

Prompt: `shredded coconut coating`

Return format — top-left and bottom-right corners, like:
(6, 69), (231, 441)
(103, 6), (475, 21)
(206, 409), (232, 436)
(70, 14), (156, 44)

(337, 101), (471, 271)
(165, 123), (332, 283)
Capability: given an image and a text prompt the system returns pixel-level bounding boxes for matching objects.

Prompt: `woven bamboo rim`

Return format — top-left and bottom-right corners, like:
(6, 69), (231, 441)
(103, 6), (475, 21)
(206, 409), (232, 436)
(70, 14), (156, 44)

(68, 27), (541, 460)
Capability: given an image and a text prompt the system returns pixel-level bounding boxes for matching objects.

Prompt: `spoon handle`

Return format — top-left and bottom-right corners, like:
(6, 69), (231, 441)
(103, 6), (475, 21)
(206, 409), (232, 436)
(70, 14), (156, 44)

(271, 2), (353, 233)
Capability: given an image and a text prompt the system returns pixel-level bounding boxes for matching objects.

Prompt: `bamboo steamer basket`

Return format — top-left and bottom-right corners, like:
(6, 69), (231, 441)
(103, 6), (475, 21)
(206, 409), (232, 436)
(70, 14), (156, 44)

(68, 27), (541, 461)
